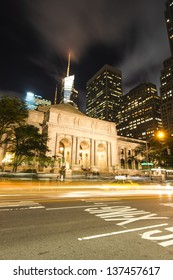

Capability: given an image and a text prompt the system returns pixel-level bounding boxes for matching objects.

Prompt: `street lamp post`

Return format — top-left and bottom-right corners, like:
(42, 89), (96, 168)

(144, 135), (154, 177)
(59, 146), (65, 181)
(156, 130), (166, 181)
(145, 131), (165, 169)
(157, 131), (165, 140)
(145, 140), (151, 178)
(59, 147), (65, 166)
(146, 140), (149, 163)
(156, 130), (166, 167)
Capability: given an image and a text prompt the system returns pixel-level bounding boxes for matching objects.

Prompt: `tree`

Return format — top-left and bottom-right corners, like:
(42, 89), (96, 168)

(134, 132), (173, 169)
(8, 125), (50, 172)
(0, 96), (28, 147)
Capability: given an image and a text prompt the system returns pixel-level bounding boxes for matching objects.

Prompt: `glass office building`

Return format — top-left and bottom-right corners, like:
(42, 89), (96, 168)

(117, 83), (162, 140)
(86, 64), (122, 124)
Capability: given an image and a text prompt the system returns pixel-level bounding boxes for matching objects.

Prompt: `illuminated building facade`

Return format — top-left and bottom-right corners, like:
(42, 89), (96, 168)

(159, 1), (173, 135)
(0, 58), (146, 174)
(25, 92), (51, 110)
(25, 103), (145, 175)
(86, 64), (122, 124)
(0, 102), (145, 175)
(60, 53), (78, 108)
(165, 0), (173, 55)
(160, 57), (173, 134)
(117, 83), (162, 140)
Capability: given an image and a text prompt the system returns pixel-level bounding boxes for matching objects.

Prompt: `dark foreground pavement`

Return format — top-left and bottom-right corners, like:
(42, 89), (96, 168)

(0, 188), (173, 260)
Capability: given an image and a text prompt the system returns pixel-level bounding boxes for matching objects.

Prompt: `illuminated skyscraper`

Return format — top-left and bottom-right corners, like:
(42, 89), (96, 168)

(60, 53), (78, 108)
(117, 83), (162, 140)
(165, 0), (173, 55)
(86, 64), (122, 123)
(25, 92), (51, 110)
(160, 57), (173, 134)
(159, 1), (173, 135)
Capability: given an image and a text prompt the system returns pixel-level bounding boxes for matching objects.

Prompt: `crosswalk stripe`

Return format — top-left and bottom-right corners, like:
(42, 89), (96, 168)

(0, 201), (45, 211)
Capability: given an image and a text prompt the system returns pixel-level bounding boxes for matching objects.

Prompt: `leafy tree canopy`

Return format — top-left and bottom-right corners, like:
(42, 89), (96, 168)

(9, 124), (49, 172)
(0, 96), (28, 146)
(134, 131), (173, 168)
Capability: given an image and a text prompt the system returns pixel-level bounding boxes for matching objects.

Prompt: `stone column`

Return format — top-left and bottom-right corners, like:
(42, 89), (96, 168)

(71, 135), (76, 166)
(111, 140), (119, 167)
(94, 140), (97, 166)
(131, 150), (135, 170)
(75, 137), (80, 165)
(124, 148), (127, 169)
(54, 133), (59, 156)
(107, 141), (111, 168)
(90, 138), (95, 168)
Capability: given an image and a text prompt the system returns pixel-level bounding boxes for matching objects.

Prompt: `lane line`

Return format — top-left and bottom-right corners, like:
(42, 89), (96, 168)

(0, 201), (41, 207)
(46, 205), (101, 210)
(0, 206), (45, 211)
(78, 223), (168, 241)
(28, 206), (45, 209)
(0, 204), (20, 207)
(160, 203), (173, 208)
(46, 201), (121, 211)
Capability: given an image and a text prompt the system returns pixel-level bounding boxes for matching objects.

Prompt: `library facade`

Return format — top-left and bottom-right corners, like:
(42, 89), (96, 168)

(26, 103), (145, 176)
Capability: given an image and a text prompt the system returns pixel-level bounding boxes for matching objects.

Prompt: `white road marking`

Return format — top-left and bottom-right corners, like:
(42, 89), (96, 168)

(0, 201), (40, 207)
(46, 205), (102, 210)
(160, 203), (173, 208)
(85, 205), (168, 226)
(0, 209), (14, 212)
(142, 226), (173, 247)
(0, 206), (45, 211)
(159, 239), (173, 247)
(0, 204), (20, 207)
(0, 201), (45, 211)
(78, 223), (168, 241)
(46, 201), (121, 211)
(0, 194), (23, 197)
(28, 206), (45, 209)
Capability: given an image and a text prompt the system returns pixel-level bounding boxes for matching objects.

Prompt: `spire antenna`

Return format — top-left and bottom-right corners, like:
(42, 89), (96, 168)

(54, 84), (58, 105)
(66, 52), (71, 77)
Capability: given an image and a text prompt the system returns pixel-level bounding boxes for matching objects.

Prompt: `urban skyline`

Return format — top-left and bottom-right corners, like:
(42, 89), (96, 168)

(0, 0), (170, 112)
(86, 64), (122, 123)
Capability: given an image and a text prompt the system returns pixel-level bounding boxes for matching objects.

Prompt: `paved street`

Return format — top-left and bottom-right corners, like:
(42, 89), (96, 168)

(0, 180), (173, 260)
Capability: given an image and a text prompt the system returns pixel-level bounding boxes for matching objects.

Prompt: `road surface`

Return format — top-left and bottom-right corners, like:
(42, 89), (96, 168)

(0, 180), (173, 259)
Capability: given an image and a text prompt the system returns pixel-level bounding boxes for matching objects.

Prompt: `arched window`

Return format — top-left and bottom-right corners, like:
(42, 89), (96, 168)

(121, 159), (125, 169)
(128, 159), (132, 169)
(135, 160), (138, 170)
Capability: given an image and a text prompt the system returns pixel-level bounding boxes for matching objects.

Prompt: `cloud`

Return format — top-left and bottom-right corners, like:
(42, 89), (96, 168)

(25, 0), (145, 58)
(21, 0), (171, 93)
(0, 0), (169, 110)
(118, 0), (170, 92)
(120, 28), (170, 92)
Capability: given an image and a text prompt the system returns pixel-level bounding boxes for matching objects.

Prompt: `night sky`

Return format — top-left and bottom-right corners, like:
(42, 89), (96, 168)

(0, 0), (171, 112)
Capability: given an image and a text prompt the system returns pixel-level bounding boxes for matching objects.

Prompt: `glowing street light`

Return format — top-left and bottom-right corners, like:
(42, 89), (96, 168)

(59, 146), (66, 181)
(59, 147), (64, 153)
(59, 146), (65, 166)
(157, 131), (165, 140)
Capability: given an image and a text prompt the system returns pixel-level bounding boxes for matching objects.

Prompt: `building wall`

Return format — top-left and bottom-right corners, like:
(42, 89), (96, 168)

(160, 57), (173, 134)
(117, 136), (145, 175)
(165, 0), (173, 56)
(32, 104), (145, 175)
(0, 104), (145, 174)
(86, 64), (122, 124)
(27, 110), (44, 132)
(117, 83), (162, 140)
(42, 105), (119, 173)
